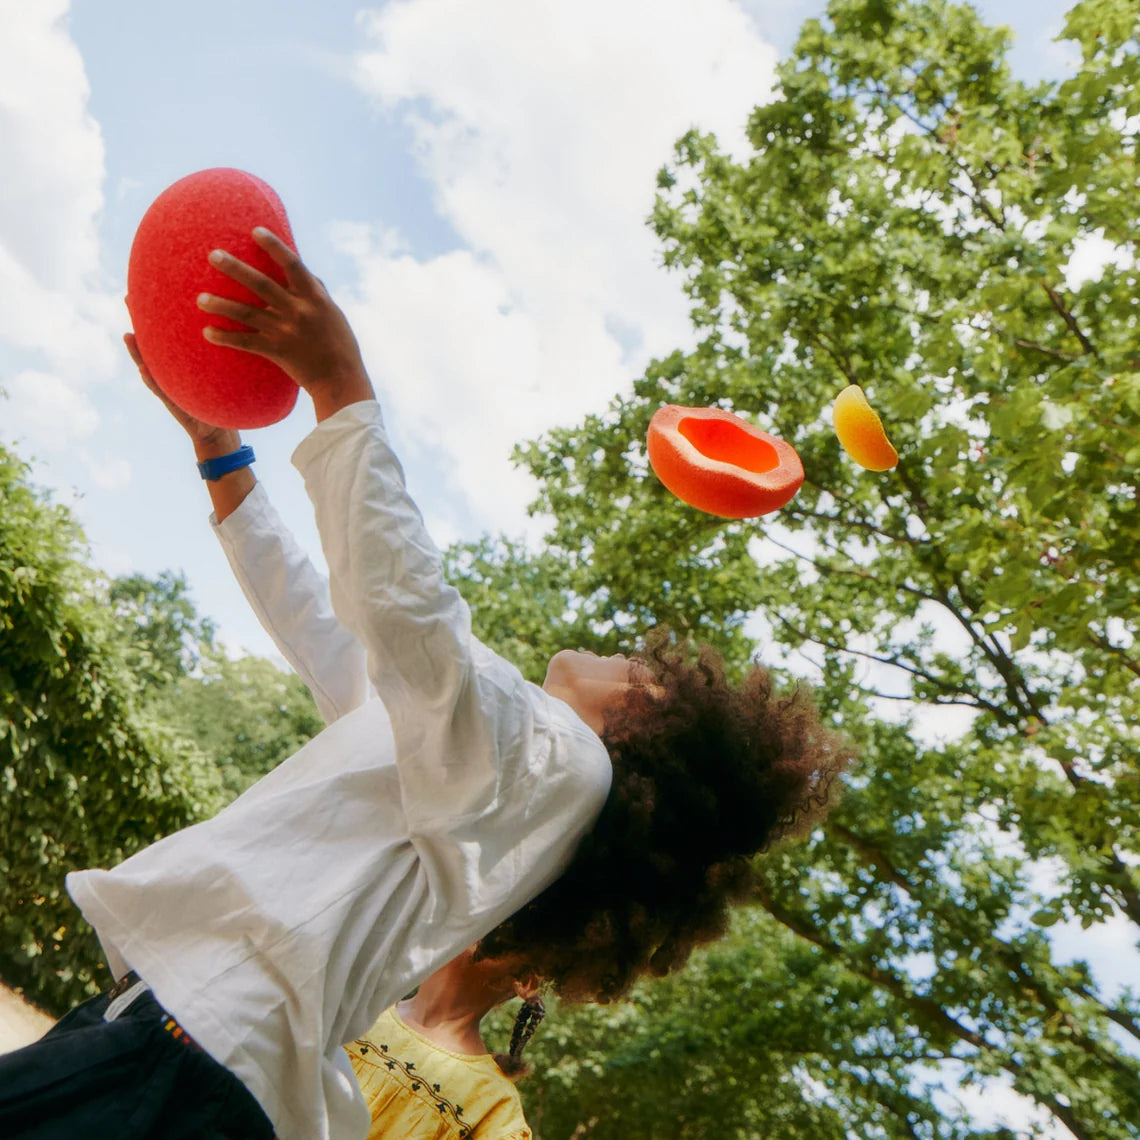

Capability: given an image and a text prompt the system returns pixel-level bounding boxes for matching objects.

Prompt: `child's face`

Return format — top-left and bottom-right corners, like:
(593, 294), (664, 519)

(541, 650), (659, 735)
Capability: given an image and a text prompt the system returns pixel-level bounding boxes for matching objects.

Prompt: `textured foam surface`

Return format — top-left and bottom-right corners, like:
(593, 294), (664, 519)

(832, 385), (899, 471)
(647, 404), (804, 518)
(127, 168), (299, 429)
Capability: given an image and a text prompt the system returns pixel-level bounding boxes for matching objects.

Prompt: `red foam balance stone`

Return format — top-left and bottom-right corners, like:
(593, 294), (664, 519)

(647, 404), (804, 518)
(127, 168), (300, 429)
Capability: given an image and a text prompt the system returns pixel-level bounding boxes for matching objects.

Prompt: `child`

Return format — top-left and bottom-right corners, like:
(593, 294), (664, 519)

(0, 230), (851, 1140)
(346, 946), (542, 1139)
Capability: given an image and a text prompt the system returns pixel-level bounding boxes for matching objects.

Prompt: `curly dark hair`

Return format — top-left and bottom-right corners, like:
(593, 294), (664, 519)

(474, 631), (853, 1004)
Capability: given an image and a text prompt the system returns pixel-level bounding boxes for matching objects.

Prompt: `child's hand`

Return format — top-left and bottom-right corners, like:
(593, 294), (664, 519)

(124, 331), (241, 457)
(197, 229), (375, 421)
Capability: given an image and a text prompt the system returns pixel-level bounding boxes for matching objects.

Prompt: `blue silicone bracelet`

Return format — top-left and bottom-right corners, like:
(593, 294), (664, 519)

(198, 445), (255, 481)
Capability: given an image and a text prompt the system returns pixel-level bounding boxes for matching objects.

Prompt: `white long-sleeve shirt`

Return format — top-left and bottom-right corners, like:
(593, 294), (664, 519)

(66, 401), (612, 1140)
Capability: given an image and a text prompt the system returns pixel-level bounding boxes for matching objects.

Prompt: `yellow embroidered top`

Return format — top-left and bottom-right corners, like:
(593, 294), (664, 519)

(346, 1007), (533, 1140)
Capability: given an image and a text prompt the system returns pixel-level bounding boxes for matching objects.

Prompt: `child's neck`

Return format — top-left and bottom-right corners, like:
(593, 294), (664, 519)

(397, 994), (488, 1056)
(397, 951), (516, 1056)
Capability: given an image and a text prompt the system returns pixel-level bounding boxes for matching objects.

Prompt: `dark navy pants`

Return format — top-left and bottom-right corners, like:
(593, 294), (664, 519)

(0, 982), (274, 1140)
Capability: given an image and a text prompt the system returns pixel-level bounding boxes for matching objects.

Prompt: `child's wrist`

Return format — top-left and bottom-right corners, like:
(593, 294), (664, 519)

(194, 430), (243, 461)
(309, 372), (376, 423)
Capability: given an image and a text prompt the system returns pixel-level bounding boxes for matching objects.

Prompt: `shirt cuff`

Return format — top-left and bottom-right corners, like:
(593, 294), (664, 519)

(291, 399), (385, 474)
(209, 479), (272, 534)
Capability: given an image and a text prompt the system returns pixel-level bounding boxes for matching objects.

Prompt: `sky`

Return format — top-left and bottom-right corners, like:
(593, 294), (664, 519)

(0, 0), (1082, 661)
(1, 0), (1127, 1131)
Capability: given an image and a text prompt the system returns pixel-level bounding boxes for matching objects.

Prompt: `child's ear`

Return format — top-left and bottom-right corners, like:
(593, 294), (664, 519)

(513, 973), (541, 1001)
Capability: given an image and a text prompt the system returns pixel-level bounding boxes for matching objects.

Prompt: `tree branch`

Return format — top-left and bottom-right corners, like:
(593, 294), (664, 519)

(754, 883), (1117, 1140)
(891, 463), (1048, 724)
(773, 613), (1009, 720)
(1039, 281), (1098, 358)
(1088, 630), (1140, 679)
(761, 532), (941, 609)
(789, 494), (920, 548)
(990, 326), (1082, 363)
(806, 330), (859, 386)
(831, 823), (1140, 1048)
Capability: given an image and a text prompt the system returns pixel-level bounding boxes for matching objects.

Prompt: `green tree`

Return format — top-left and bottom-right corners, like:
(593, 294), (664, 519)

(148, 650), (323, 799)
(489, 904), (1021, 1140)
(0, 445), (225, 1014)
(467, 0), (1140, 1134)
(101, 567), (323, 799)
(105, 570), (216, 695)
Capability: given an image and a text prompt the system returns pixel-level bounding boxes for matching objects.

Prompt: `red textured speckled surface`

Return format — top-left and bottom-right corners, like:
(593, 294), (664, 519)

(127, 168), (300, 429)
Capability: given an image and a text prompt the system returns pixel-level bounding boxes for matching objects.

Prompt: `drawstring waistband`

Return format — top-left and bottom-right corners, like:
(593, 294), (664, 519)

(104, 970), (149, 1021)
(103, 970), (202, 1052)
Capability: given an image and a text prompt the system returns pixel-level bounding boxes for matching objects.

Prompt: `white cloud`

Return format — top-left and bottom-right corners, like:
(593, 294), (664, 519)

(1064, 229), (1135, 290)
(1037, 19), (1083, 79)
(92, 545), (135, 577)
(346, 0), (778, 533)
(0, 245), (119, 376)
(1050, 909), (1140, 1007)
(85, 453), (132, 493)
(0, 0), (101, 290)
(0, 1), (118, 395)
(4, 369), (99, 449)
(333, 227), (631, 530)
(946, 1071), (1070, 1140)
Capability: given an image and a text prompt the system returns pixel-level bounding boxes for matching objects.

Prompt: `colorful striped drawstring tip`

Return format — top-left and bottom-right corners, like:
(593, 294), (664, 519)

(163, 1016), (202, 1053)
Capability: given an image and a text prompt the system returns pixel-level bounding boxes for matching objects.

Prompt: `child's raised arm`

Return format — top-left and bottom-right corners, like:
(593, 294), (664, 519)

(198, 231), (553, 827)
(125, 330), (369, 725)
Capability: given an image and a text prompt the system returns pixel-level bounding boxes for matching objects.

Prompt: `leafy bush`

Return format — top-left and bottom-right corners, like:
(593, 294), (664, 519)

(0, 444), (225, 1014)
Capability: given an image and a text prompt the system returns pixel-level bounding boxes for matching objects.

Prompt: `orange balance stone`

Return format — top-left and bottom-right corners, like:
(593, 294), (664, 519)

(832, 385), (898, 471)
(127, 168), (300, 430)
(647, 404), (805, 518)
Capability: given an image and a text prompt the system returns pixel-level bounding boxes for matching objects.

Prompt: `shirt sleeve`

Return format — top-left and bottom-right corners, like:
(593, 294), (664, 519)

(292, 400), (591, 836)
(290, 402), (491, 818)
(211, 481), (371, 725)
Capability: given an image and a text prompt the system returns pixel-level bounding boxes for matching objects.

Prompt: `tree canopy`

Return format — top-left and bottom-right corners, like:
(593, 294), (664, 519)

(469, 0), (1140, 1134)
(2, 1), (1137, 1133)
